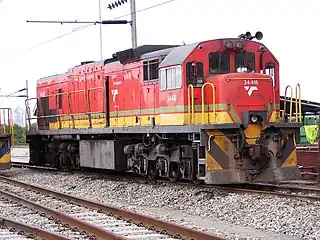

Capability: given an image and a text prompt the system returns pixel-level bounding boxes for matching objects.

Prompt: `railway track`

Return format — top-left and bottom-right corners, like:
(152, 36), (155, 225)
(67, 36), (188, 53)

(0, 216), (70, 240)
(212, 183), (320, 202)
(11, 162), (320, 202)
(11, 162), (59, 171)
(0, 175), (226, 240)
(0, 193), (87, 239)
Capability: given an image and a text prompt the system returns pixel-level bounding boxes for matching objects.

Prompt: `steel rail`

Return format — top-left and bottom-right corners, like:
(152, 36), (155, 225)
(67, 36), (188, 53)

(11, 162), (58, 171)
(0, 188), (129, 240)
(245, 182), (320, 194)
(0, 175), (227, 240)
(0, 216), (72, 240)
(10, 163), (320, 201)
(169, 181), (320, 202)
(217, 185), (320, 201)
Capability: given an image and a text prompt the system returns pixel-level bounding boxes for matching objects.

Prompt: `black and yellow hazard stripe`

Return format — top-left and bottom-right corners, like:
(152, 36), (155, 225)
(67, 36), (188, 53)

(204, 130), (237, 171)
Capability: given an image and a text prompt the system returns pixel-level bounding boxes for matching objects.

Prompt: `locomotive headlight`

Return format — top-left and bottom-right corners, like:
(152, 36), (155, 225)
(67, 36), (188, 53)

(250, 115), (259, 123)
(225, 41), (233, 49)
(235, 41), (244, 50)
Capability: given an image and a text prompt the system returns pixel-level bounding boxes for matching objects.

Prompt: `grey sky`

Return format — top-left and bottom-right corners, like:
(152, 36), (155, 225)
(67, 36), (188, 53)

(0, 0), (319, 108)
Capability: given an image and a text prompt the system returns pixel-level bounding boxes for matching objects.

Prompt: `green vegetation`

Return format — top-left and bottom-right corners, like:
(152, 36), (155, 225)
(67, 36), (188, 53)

(13, 124), (27, 144)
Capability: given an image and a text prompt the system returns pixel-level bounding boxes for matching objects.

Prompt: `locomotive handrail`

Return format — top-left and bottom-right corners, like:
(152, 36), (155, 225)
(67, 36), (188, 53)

(50, 93), (61, 129)
(26, 94), (69, 130)
(295, 83), (302, 123)
(201, 82), (216, 124)
(87, 87), (105, 114)
(87, 87), (105, 128)
(68, 90), (90, 128)
(187, 84), (194, 124)
(25, 97), (39, 130)
(26, 87), (108, 130)
(55, 92), (72, 129)
(283, 84), (302, 123)
(207, 135), (214, 152)
(283, 85), (293, 122)
(25, 94), (61, 129)
(67, 93), (75, 128)
(0, 108), (14, 146)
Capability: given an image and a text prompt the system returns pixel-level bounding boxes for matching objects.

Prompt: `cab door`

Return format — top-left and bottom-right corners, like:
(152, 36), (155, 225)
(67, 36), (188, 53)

(260, 53), (277, 91)
(260, 52), (278, 120)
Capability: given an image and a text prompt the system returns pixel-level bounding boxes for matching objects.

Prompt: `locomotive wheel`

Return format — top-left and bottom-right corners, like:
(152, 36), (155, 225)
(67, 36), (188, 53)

(168, 162), (181, 182)
(192, 179), (202, 185)
(147, 160), (157, 180)
(147, 169), (157, 179)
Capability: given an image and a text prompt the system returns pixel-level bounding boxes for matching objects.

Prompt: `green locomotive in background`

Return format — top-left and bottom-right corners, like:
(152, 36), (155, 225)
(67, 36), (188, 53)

(300, 113), (319, 144)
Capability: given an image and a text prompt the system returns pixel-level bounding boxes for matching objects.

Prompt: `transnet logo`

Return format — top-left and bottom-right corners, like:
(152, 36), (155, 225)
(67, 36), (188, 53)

(244, 86), (258, 96)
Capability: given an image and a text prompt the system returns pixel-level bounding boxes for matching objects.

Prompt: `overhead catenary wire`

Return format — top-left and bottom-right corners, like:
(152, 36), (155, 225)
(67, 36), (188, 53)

(24, 24), (94, 52)
(14, 0), (176, 57)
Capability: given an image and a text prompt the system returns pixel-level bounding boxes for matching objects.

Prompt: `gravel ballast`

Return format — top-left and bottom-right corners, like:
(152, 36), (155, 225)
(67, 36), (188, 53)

(3, 167), (318, 240)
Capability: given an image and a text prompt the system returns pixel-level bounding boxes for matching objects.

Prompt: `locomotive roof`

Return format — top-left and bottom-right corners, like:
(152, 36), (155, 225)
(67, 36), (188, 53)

(115, 44), (179, 64)
(140, 47), (175, 60)
(36, 38), (271, 83)
(158, 42), (199, 68)
(37, 72), (67, 83)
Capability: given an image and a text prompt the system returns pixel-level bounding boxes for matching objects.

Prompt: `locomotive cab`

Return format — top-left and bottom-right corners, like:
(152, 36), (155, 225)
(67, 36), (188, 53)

(180, 32), (302, 184)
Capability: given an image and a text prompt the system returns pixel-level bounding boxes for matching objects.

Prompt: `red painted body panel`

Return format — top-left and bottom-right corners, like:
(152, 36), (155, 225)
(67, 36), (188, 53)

(35, 38), (280, 125)
(179, 40), (279, 118)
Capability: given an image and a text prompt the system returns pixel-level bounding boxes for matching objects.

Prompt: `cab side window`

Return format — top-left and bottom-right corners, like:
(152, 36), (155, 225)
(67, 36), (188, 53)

(265, 62), (275, 86)
(159, 66), (182, 90)
(143, 59), (159, 81)
(186, 62), (204, 86)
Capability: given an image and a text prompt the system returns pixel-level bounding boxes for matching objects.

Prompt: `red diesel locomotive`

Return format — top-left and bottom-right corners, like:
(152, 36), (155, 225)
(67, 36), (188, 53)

(26, 31), (302, 184)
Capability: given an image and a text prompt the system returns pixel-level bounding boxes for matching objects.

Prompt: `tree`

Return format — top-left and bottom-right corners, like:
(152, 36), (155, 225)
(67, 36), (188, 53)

(13, 124), (26, 144)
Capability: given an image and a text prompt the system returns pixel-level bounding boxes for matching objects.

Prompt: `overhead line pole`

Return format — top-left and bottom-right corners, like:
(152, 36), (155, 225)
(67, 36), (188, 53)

(98, 0), (103, 60)
(107, 0), (137, 48)
(130, 0), (137, 48)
